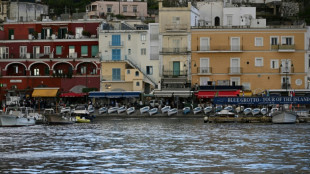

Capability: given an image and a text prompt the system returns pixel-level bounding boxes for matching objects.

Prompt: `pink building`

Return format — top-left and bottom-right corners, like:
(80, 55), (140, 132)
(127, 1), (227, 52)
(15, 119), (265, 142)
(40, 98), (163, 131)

(87, 0), (147, 19)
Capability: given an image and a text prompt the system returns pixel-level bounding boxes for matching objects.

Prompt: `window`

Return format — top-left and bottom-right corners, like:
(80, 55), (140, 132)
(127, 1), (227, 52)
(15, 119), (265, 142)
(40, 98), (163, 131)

(81, 46), (88, 56)
(200, 58), (210, 73)
(112, 35), (121, 46)
(227, 15), (232, 26)
(69, 46), (76, 58)
(230, 77), (240, 86)
(81, 66), (86, 74)
(41, 28), (52, 39)
(0, 47), (9, 59)
(44, 46), (50, 54)
(136, 82), (140, 86)
(34, 69), (39, 76)
(173, 39), (180, 52)
(231, 37), (240, 51)
(270, 36), (278, 45)
(172, 17), (180, 24)
(255, 57), (264, 67)
(200, 77), (209, 86)
(112, 49), (121, 60)
(128, 34), (131, 40)
(28, 28), (34, 35)
(20, 46), (27, 58)
(75, 27), (83, 39)
(200, 37), (210, 51)
(270, 59), (279, 69)
(141, 34), (146, 41)
(14, 66), (18, 74)
(146, 66), (153, 75)
(133, 6), (137, 13)
(135, 71), (139, 76)
(9, 29), (14, 40)
(58, 69), (63, 74)
(128, 49), (131, 55)
(141, 48), (146, 55)
(107, 5), (112, 13)
(112, 68), (121, 81)
(33, 46), (40, 58)
(255, 37), (263, 46)
(127, 69), (130, 74)
(56, 46), (62, 55)
(281, 36), (293, 45)
(123, 5), (127, 12)
(91, 45), (98, 57)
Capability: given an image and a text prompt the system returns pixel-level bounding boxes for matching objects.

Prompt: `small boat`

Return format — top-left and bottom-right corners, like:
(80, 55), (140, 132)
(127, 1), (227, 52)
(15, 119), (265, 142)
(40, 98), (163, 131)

(60, 107), (71, 113)
(252, 108), (261, 116)
(260, 108), (268, 115)
(215, 109), (236, 117)
(117, 106), (127, 114)
(203, 106), (213, 114)
(193, 107), (202, 115)
(149, 108), (158, 116)
(108, 107), (119, 114)
(161, 106), (171, 113)
(223, 106), (234, 112)
(235, 106), (244, 114)
(183, 107), (191, 115)
(0, 107), (36, 127)
(43, 108), (75, 125)
(88, 105), (95, 114)
(272, 110), (297, 124)
(243, 108), (252, 116)
(71, 105), (94, 121)
(168, 108), (178, 116)
(215, 105), (223, 112)
(26, 107), (45, 124)
(140, 106), (150, 114)
(98, 107), (107, 114)
(269, 108), (279, 116)
(75, 116), (91, 123)
(126, 107), (135, 115)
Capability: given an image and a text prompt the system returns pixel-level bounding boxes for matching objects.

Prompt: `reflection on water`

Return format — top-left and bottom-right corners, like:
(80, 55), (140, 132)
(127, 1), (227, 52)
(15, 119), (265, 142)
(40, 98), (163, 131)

(0, 118), (310, 173)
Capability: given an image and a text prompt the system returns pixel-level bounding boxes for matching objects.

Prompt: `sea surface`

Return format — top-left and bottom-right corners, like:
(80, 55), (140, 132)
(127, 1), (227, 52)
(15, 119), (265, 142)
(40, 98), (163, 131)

(0, 117), (309, 173)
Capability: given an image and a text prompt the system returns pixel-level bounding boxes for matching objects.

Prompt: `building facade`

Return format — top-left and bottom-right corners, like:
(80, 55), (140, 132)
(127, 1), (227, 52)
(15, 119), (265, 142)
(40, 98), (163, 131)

(191, 26), (308, 98)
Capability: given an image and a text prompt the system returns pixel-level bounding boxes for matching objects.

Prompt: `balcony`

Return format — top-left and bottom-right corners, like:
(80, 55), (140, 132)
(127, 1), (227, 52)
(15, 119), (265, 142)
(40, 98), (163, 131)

(228, 67), (242, 74)
(271, 44), (295, 52)
(160, 47), (189, 55)
(162, 67), (187, 77)
(279, 66), (294, 74)
(165, 24), (188, 31)
(101, 55), (128, 62)
(101, 75), (125, 82)
(109, 41), (124, 47)
(197, 45), (242, 52)
(197, 67), (212, 74)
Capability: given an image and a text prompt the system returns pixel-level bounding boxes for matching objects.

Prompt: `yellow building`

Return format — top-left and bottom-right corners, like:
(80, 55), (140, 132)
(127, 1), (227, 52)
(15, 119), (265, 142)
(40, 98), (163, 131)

(191, 26), (307, 97)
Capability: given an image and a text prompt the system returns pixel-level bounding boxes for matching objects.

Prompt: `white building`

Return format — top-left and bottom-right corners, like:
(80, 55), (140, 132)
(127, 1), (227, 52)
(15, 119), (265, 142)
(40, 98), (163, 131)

(9, 1), (48, 22)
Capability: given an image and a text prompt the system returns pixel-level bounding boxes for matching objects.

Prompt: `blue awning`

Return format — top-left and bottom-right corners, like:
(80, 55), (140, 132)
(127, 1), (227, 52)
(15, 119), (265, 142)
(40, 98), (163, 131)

(89, 91), (141, 98)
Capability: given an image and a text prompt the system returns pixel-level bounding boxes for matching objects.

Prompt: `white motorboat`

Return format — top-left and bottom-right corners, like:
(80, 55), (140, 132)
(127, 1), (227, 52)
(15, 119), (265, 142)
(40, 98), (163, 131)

(60, 106), (71, 113)
(193, 107), (202, 115)
(223, 106), (233, 112)
(0, 107), (36, 127)
(252, 108), (261, 116)
(71, 105), (89, 115)
(168, 108), (178, 116)
(203, 106), (213, 114)
(215, 109), (236, 117)
(260, 108), (268, 115)
(215, 105), (223, 112)
(43, 108), (75, 125)
(88, 105), (95, 113)
(161, 106), (171, 113)
(126, 107), (135, 115)
(183, 107), (191, 115)
(148, 108), (158, 116)
(108, 107), (119, 114)
(140, 106), (150, 114)
(117, 106), (127, 114)
(272, 110), (297, 124)
(98, 107), (107, 114)
(269, 108), (279, 116)
(243, 108), (252, 116)
(26, 107), (45, 124)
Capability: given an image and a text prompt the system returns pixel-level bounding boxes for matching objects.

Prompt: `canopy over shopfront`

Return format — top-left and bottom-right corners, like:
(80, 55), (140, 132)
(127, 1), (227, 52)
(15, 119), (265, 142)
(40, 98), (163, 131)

(60, 92), (87, 97)
(89, 91), (141, 98)
(32, 88), (59, 97)
(196, 90), (240, 98)
(153, 90), (192, 98)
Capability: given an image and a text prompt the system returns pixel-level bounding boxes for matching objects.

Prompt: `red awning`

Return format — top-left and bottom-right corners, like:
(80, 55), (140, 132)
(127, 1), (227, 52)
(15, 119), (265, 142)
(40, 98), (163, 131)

(60, 92), (87, 97)
(196, 90), (240, 98)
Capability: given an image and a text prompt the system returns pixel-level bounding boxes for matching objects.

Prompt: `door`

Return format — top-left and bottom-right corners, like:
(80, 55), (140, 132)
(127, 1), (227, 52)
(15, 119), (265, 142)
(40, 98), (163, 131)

(231, 37), (240, 51)
(281, 59), (291, 73)
(200, 58), (209, 73)
(230, 58), (240, 73)
(112, 49), (121, 60)
(75, 27), (83, 39)
(33, 46), (40, 59)
(173, 61), (180, 76)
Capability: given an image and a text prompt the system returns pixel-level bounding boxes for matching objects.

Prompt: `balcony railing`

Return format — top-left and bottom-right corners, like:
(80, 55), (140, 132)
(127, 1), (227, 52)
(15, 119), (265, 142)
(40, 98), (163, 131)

(165, 24), (188, 31)
(279, 66), (294, 74)
(101, 75), (125, 81)
(197, 67), (212, 74)
(229, 67), (242, 74)
(101, 55), (128, 61)
(109, 41), (124, 47)
(197, 45), (242, 52)
(271, 44), (295, 51)
(160, 47), (189, 54)
(162, 66), (187, 77)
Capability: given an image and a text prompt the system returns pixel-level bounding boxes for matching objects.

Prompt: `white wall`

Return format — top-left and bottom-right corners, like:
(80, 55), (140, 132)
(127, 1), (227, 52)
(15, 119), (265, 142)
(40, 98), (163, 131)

(223, 7), (256, 26)
(197, 1), (223, 26)
(10, 2), (48, 21)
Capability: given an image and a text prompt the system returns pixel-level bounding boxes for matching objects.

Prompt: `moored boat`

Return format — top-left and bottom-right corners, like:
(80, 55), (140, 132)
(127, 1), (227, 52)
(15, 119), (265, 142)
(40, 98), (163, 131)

(168, 108), (178, 116)
(183, 107), (191, 115)
(117, 106), (127, 114)
(75, 116), (91, 123)
(161, 106), (171, 113)
(252, 108), (261, 116)
(126, 107), (135, 115)
(98, 107), (107, 114)
(43, 108), (75, 125)
(0, 107), (36, 127)
(193, 107), (202, 115)
(203, 106), (213, 114)
(108, 107), (119, 114)
(243, 108), (252, 116)
(272, 110), (297, 124)
(140, 106), (150, 114)
(148, 108), (158, 116)
(260, 108), (268, 116)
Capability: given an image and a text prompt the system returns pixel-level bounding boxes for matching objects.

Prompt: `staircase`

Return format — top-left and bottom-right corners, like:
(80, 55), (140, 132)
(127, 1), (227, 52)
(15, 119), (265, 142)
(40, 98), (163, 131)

(125, 57), (157, 87)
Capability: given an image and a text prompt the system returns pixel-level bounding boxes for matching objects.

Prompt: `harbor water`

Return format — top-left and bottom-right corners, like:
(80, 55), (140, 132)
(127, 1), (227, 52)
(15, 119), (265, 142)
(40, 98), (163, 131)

(0, 117), (310, 173)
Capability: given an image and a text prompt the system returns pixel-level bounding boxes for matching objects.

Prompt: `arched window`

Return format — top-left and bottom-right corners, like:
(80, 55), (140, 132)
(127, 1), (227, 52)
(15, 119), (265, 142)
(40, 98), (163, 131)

(215, 17), (220, 26)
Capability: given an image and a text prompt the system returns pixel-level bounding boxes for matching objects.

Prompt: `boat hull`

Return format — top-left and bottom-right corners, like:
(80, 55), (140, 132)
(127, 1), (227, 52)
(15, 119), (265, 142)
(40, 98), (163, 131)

(45, 114), (75, 125)
(76, 116), (91, 123)
(272, 111), (297, 124)
(0, 115), (35, 127)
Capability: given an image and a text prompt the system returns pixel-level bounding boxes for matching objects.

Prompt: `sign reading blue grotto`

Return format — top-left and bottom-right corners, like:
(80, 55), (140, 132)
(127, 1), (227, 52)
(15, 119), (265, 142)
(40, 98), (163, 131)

(213, 96), (310, 105)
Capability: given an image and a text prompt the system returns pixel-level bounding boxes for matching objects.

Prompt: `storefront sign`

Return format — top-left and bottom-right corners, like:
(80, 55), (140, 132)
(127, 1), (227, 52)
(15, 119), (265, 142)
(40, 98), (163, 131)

(213, 96), (310, 105)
